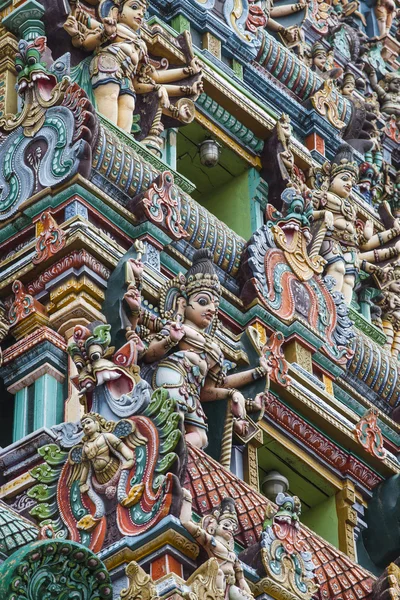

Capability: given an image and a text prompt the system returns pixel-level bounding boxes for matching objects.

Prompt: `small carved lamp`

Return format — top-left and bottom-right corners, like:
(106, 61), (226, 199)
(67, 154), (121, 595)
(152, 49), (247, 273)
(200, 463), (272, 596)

(261, 470), (289, 501)
(199, 139), (220, 167)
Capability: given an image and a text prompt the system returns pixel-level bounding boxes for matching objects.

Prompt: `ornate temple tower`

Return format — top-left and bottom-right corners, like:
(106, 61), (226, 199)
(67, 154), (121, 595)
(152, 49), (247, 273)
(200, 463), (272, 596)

(0, 0), (400, 598)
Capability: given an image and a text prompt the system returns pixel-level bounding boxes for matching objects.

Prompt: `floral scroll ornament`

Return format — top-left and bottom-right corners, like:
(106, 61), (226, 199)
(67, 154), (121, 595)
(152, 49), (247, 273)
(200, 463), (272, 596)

(32, 211), (66, 264)
(8, 280), (46, 327)
(311, 80), (346, 130)
(354, 408), (386, 460)
(127, 171), (188, 240)
(0, 538), (112, 600)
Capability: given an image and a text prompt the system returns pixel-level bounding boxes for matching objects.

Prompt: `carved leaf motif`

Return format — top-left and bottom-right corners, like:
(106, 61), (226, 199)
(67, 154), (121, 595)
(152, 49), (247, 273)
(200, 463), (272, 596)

(120, 561), (159, 600)
(186, 558), (225, 600)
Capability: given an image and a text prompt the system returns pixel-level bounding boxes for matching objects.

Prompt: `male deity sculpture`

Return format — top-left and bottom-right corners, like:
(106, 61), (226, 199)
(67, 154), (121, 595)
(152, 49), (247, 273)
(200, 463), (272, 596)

(374, 263), (400, 358)
(311, 145), (400, 304)
(366, 69), (400, 123)
(67, 413), (147, 531)
(63, 0), (202, 133)
(180, 489), (254, 600)
(124, 249), (270, 449)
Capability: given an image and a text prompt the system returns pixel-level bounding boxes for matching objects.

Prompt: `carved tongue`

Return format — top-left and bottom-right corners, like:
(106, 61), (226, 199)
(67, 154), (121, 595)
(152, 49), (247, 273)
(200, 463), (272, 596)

(36, 75), (56, 101)
(107, 373), (134, 398)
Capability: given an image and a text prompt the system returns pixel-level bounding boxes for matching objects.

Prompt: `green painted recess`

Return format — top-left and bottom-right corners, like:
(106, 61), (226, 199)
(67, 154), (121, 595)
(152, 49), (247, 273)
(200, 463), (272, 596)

(177, 121), (253, 238)
(302, 496), (339, 549)
(258, 429), (340, 548)
(200, 171), (253, 240)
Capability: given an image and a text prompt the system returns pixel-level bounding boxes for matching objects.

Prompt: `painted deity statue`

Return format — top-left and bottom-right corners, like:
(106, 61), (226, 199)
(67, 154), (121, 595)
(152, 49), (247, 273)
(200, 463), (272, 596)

(311, 145), (400, 304)
(63, 0), (202, 133)
(374, 0), (398, 37)
(366, 70), (400, 123)
(374, 264), (400, 358)
(180, 489), (254, 600)
(310, 41), (342, 80)
(124, 249), (270, 449)
(67, 413), (147, 531)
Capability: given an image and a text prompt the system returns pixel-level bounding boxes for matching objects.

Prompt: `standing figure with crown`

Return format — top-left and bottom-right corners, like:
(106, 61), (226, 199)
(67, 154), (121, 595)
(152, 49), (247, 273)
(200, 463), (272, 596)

(139, 249), (270, 449)
(180, 489), (254, 599)
(63, 0), (202, 135)
(311, 145), (400, 304)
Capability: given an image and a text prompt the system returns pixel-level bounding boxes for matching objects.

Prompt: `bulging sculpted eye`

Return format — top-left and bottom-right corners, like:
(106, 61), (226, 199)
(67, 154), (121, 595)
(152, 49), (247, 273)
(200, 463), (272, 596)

(90, 351), (102, 361)
(198, 298), (208, 306)
(75, 361), (84, 372)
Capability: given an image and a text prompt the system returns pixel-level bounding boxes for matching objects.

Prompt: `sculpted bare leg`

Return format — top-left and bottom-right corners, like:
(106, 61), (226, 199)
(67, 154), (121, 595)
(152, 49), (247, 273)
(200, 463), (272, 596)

(94, 83), (120, 125)
(118, 93), (135, 132)
(325, 261), (346, 297)
(342, 273), (356, 306)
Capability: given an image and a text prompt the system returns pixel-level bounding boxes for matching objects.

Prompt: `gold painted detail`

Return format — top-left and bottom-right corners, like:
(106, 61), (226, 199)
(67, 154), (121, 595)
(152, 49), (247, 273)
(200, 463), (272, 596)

(336, 481), (357, 561)
(310, 80), (346, 130)
(120, 562), (159, 600)
(272, 223), (325, 281)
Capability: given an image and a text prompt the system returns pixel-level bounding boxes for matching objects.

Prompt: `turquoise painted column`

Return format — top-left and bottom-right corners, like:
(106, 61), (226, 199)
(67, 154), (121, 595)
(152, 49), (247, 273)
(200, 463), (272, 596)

(33, 374), (64, 431)
(1, 339), (68, 443)
(13, 387), (29, 442)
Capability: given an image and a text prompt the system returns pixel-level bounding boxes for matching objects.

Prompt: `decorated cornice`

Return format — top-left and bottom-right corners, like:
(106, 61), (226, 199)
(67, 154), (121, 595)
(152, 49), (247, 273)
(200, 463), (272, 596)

(263, 392), (383, 490)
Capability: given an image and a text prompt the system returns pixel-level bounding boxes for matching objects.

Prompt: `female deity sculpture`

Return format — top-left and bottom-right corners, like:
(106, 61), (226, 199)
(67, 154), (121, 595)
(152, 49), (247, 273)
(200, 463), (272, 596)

(124, 249), (270, 449)
(67, 413), (147, 531)
(63, 0), (202, 133)
(311, 145), (400, 304)
(180, 489), (254, 600)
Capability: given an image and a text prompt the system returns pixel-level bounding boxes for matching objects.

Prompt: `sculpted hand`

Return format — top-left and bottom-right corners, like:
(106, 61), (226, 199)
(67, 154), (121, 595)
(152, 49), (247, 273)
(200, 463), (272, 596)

(80, 483), (89, 494)
(63, 15), (80, 36)
(169, 321), (185, 343)
(103, 16), (117, 38)
(189, 57), (202, 75)
(124, 286), (141, 311)
(128, 258), (144, 280)
(363, 219), (374, 240)
(231, 391), (246, 419)
(259, 355), (272, 374)
(324, 210), (334, 229)
(233, 418), (249, 437)
(157, 85), (170, 109)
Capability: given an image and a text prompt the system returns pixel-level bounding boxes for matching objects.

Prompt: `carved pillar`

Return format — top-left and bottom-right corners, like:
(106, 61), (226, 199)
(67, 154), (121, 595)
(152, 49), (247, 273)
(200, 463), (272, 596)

(336, 480), (358, 561)
(0, 329), (67, 441)
(2, 0), (46, 41)
(202, 32), (221, 59)
(243, 429), (263, 491)
(284, 339), (313, 373)
(0, 25), (17, 119)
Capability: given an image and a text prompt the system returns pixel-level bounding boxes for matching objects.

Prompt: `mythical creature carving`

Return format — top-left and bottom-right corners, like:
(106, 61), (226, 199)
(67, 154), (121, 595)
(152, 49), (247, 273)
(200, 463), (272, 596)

(180, 490), (254, 600)
(239, 494), (318, 600)
(68, 321), (152, 421)
(240, 184), (352, 364)
(63, 0), (202, 140)
(0, 36), (97, 220)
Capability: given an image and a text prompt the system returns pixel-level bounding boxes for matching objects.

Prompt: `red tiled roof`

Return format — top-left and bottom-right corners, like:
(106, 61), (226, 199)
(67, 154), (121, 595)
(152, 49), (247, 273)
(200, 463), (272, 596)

(187, 444), (375, 600)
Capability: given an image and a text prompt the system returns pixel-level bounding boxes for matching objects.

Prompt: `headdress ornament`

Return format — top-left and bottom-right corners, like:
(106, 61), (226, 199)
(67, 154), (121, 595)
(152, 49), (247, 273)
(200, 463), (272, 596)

(213, 497), (238, 525)
(185, 249), (221, 297)
(330, 144), (358, 181)
(311, 41), (326, 57)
